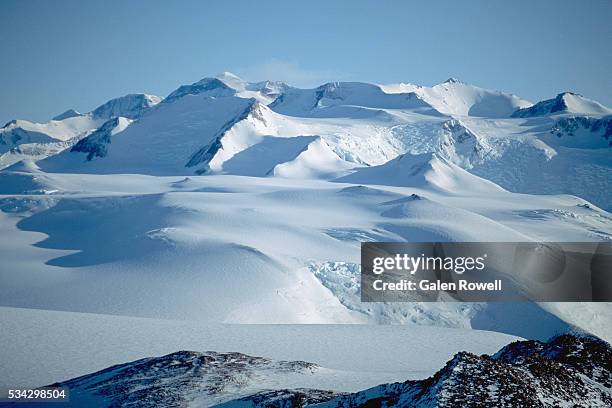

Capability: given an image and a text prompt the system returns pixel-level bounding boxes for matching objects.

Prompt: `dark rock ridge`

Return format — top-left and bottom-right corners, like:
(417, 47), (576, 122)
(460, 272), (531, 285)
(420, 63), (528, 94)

(70, 117), (123, 160)
(511, 92), (607, 118)
(52, 109), (82, 121)
(214, 389), (343, 407)
(550, 115), (612, 146)
(47, 334), (611, 407)
(511, 92), (576, 117)
(305, 333), (611, 407)
(185, 98), (263, 171)
(164, 78), (236, 104)
(49, 351), (320, 407)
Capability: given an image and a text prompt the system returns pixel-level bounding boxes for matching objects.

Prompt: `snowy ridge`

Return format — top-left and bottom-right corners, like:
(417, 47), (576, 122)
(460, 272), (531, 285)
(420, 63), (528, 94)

(69, 117), (133, 160)
(164, 77), (236, 103)
(37, 94), (257, 174)
(47, 333), (612, 407)
(52, 109), (82, 121)
(0, 92), (161, 169)
(1, 169), (608, 338)
(335, 151), (505, 194)
(216, 71), (289, 104)
(3, 72), (610, 208)
(91, 93), (161, 120)
(382, 77), (533, 118)
(307, 334), (611, 408)
(512, 92), (612, 118)
(50, 351), (327, 407)
(185, 98), (262, 171)
(269, 81), (440, 117)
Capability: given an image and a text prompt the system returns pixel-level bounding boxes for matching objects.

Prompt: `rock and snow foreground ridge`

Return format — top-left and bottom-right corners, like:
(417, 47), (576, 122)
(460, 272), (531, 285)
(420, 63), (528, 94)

(49, 333), (611, 407)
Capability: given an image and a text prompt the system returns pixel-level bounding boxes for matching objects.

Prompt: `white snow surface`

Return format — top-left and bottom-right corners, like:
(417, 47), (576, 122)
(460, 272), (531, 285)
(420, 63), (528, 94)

(0, 306), (519, 392)
(380, 77), (533, 118)
(0, 72), (610, 397)
(0, 171), (609, 341)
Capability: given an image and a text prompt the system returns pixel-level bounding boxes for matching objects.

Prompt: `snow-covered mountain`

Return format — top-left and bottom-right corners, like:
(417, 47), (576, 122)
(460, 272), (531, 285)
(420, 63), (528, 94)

(90, 93), (161, 120)
(0, 92), (160, 169)
(48, 333), (611, 407)
(4, 72), (607, 209)
(1, 73), (611, 333)
(512, 92), (612, 118)
(0, 76), (611, 350)
(51, 351), (327, 407)
(381, 77), (533, 118)
(269, 81), (440, 117)
(69, 117), (133, 161)
(1, 72), (611, 402)
(335, 152), (506, 194)
(307, 333), (612, 408)
(217, 71), (289, 103)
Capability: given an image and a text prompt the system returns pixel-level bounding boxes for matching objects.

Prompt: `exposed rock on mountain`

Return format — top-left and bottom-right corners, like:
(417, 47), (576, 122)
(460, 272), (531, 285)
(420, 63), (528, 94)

(50, 334), (611, 407)
(512, 92), (612, 118)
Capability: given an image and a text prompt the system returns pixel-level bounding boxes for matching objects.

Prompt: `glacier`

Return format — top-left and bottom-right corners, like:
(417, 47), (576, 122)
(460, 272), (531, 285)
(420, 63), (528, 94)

(0, 71), (610, 401)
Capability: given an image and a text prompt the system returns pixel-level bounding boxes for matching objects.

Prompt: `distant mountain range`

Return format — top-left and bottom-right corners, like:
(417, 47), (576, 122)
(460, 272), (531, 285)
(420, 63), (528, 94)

(1, 72), (609, 209)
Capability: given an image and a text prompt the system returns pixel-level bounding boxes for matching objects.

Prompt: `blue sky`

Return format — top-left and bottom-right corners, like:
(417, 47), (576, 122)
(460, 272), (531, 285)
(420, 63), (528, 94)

(0, 0), (610, 124)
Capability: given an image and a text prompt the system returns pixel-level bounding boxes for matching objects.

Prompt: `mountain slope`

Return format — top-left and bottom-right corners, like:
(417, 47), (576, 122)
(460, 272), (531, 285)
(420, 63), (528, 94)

(45, 334), (612, 408)
(382, 78), (533, 118)
(216, 71), (289, 104)
(308, 334), (611, 408)
(69, 117), (133, 160)
(335, 152), (505, 194)
(269, 81), (440, 117)
(50, 351), (330, 407)
(3, 74), (609, 210)
(0, 93), (161, 169)
(90, 93), (161, 120)
(512, 92), (612, 118)
(37, 94), (257, 174)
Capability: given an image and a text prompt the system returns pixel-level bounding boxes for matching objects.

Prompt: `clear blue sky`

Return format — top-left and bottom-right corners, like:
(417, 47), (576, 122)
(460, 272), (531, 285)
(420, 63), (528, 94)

(1, 0), (610, 124)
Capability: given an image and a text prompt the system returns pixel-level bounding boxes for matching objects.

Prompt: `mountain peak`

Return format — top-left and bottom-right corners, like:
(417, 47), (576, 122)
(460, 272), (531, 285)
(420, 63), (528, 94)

(443, 77), (463, 84)
(216, 71), (249, 92)
(557, 91), (579, 98)
(512, 91), (611, 118)
(91, 93), (161, 120)
(164, 78), (235, 103)
(52, 109), (82, 121)
(192, 77), (230, 88)
(217, 71), (242, 81)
